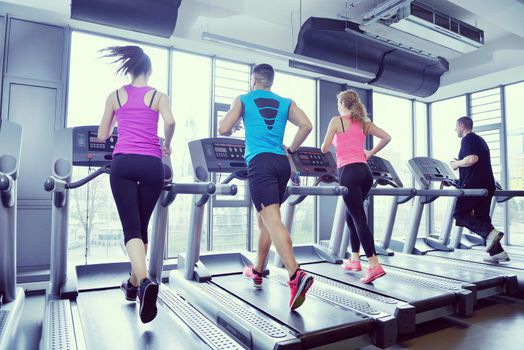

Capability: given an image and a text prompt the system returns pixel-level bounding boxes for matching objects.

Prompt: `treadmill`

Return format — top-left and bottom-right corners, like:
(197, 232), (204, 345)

(357, 156), (514, 300)
(40, 126), (242, 350)
(0, 120), (25, 350)
(450, 182), (524, 256)
(270, 149), (468, 330)
(169, 137), (376, 349)
(390, 156), (522, 294)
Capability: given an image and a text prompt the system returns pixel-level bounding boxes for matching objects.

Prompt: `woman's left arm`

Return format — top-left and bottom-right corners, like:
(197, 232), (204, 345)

(97, 93), (116, 141)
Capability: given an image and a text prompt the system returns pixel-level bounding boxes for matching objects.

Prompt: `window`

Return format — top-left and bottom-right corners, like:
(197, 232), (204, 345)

(414, 101), (429, 235)
(470, 88), (505, 234)
(167, 51), (212, 257)
(212, 59), (251, 251)
(372, 93), (413, 240)
(505, 82), (524, 246)
(67, 31), (169, 265)
(271, 72), (317, 245)
(430, 96), (466, 236)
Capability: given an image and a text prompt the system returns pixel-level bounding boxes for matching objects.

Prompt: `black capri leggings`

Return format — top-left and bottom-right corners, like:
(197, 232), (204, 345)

(110, 154), (164, 245)
(338, 162), (375, 258)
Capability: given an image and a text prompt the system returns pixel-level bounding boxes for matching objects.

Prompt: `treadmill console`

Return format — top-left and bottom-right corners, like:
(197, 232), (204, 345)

(367, 156), (403, 187)
(72, 126), (117, 166)
(189, 138), (247, 181)
(408, 157), (456, 188)
(290, 147), (337, 177)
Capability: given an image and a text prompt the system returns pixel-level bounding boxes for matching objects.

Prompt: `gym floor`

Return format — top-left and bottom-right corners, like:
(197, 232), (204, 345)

(14, 292), (524, 350)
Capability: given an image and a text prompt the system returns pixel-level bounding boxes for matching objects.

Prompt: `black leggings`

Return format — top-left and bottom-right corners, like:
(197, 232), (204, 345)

(339, 163), (375, 258)
(110, 154), (164, 245)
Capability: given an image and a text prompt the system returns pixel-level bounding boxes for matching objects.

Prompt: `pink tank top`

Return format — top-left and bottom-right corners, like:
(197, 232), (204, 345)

(333, 116), (367, 168)
(113, 85), (162, 159)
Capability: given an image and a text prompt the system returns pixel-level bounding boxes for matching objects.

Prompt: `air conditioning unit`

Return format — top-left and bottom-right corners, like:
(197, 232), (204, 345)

(386, 1), (484, 54)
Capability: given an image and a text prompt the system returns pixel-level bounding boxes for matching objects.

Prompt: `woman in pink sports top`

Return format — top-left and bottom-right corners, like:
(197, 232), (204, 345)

(97, 46), (176, 323)
(321, 90), (391, 284)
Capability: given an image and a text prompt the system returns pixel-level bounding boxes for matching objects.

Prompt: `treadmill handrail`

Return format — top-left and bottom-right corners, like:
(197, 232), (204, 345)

(369, 187), (416, 197)
(162, 182), (216, 207)
(461, 189), (488, 196)
(44, 165), (110, 192)
(286, 185), (348, 206)
(415, 189), (464, 197)
(495, 189), (524, 203)
(195, 184), (237, 207)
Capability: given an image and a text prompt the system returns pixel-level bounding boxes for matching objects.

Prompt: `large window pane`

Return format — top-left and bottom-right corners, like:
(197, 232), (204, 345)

(505, 82), (524, 246)
(430, 96), (466, 236)
(212, 59), (250, 251)
(167, 51), (212, 257)
(414, 101), (429, 235)
(469, 89), (504, 239)
(67, 31), (168, 265)
(372, 93), (412, 240)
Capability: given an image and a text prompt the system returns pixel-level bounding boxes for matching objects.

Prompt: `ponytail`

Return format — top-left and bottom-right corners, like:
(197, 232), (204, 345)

(337, 90), (369, 124)
(100, 45), (151, 77)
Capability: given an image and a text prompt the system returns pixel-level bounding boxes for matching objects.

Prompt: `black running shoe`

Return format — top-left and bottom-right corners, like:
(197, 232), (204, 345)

(139, 278), (159, 323)
(120, 278), (138, 302)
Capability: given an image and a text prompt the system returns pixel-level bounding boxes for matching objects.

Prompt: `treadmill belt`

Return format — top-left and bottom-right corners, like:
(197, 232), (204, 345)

(303, 262), (456, 312)
(77, 289), (208, 350)
(430, 250), (524, 270)
(213, 274), (373, 339)
(376, 254), (505, 289)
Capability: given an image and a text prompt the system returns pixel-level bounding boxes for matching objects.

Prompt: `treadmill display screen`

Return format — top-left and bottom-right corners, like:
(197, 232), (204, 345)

(367, 157), (389, 173)
(297, 151), (330, 166)
(88, 131), (116, 152)
(213, 142), (245, 160)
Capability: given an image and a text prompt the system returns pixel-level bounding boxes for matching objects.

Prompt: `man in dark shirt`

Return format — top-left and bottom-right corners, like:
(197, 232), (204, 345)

(450, 116), (510, 263)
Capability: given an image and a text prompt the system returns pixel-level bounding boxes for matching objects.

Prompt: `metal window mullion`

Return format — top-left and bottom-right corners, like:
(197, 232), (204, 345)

(208, 56), (217, 252)
(164, 47), (173, 259)
(500, 85), (510, 244)
(427, 101), (433, 235)
(315, 79), (320, 244)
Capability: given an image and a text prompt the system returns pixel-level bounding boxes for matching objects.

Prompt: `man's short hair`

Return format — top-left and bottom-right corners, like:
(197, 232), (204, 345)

(457, 116), (473, 130)
(252, 64), (275, 88)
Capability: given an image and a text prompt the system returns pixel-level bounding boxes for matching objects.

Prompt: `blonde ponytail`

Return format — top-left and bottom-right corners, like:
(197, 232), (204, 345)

(337, 90), (369, 124)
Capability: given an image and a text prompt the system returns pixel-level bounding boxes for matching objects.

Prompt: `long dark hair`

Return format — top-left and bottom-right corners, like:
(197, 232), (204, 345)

(100, 45), (152, 77)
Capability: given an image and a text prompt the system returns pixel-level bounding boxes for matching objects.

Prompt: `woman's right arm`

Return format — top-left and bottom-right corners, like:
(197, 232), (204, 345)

(158, 93), (176, 154)
(365, 123), (391, 159)
(321, 117), (337, 153)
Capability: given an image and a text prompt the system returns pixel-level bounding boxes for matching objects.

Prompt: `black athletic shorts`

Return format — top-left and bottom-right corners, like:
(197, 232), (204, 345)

(248, 152), (291, 212)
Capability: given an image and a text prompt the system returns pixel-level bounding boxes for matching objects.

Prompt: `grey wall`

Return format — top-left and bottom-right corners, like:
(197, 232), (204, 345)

(0, 16), (5, 107)
(317, 80), (373, 241)
(1, 18), (69, 269)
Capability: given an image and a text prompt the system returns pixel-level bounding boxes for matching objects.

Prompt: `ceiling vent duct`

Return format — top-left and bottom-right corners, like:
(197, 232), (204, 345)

(384, 1), (484, 54)
(294, 17), (449, 97)
(71, 0), (182, 38)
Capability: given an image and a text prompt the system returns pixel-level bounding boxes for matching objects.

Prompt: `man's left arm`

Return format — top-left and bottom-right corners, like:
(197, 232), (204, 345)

(451, 154), (479, 170)
(450, 137), (479, 170)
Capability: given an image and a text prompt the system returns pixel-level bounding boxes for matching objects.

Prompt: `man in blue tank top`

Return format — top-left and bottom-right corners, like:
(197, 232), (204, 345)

(218, 64), (314, 310)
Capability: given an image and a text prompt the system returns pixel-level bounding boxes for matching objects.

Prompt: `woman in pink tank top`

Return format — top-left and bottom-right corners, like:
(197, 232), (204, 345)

(321, 90), (391, 284)
(97, 46), (176, 323)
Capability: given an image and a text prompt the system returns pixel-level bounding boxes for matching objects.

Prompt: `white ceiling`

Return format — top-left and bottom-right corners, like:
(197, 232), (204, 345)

(1, 0), (524, 102)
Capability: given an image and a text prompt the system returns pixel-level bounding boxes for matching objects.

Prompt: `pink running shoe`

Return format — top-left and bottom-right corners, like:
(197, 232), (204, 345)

(341, 259), (362, 271)
(243, 265), (263, 288)
(360, 265), (386, 284)
(288, 270), (314, 311)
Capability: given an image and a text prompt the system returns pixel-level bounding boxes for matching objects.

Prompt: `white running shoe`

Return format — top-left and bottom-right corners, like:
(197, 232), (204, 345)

(483, 251), (510, 263)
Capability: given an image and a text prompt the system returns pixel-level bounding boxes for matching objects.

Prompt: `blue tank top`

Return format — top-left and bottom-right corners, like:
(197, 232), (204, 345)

(240, 90), (291, 164)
